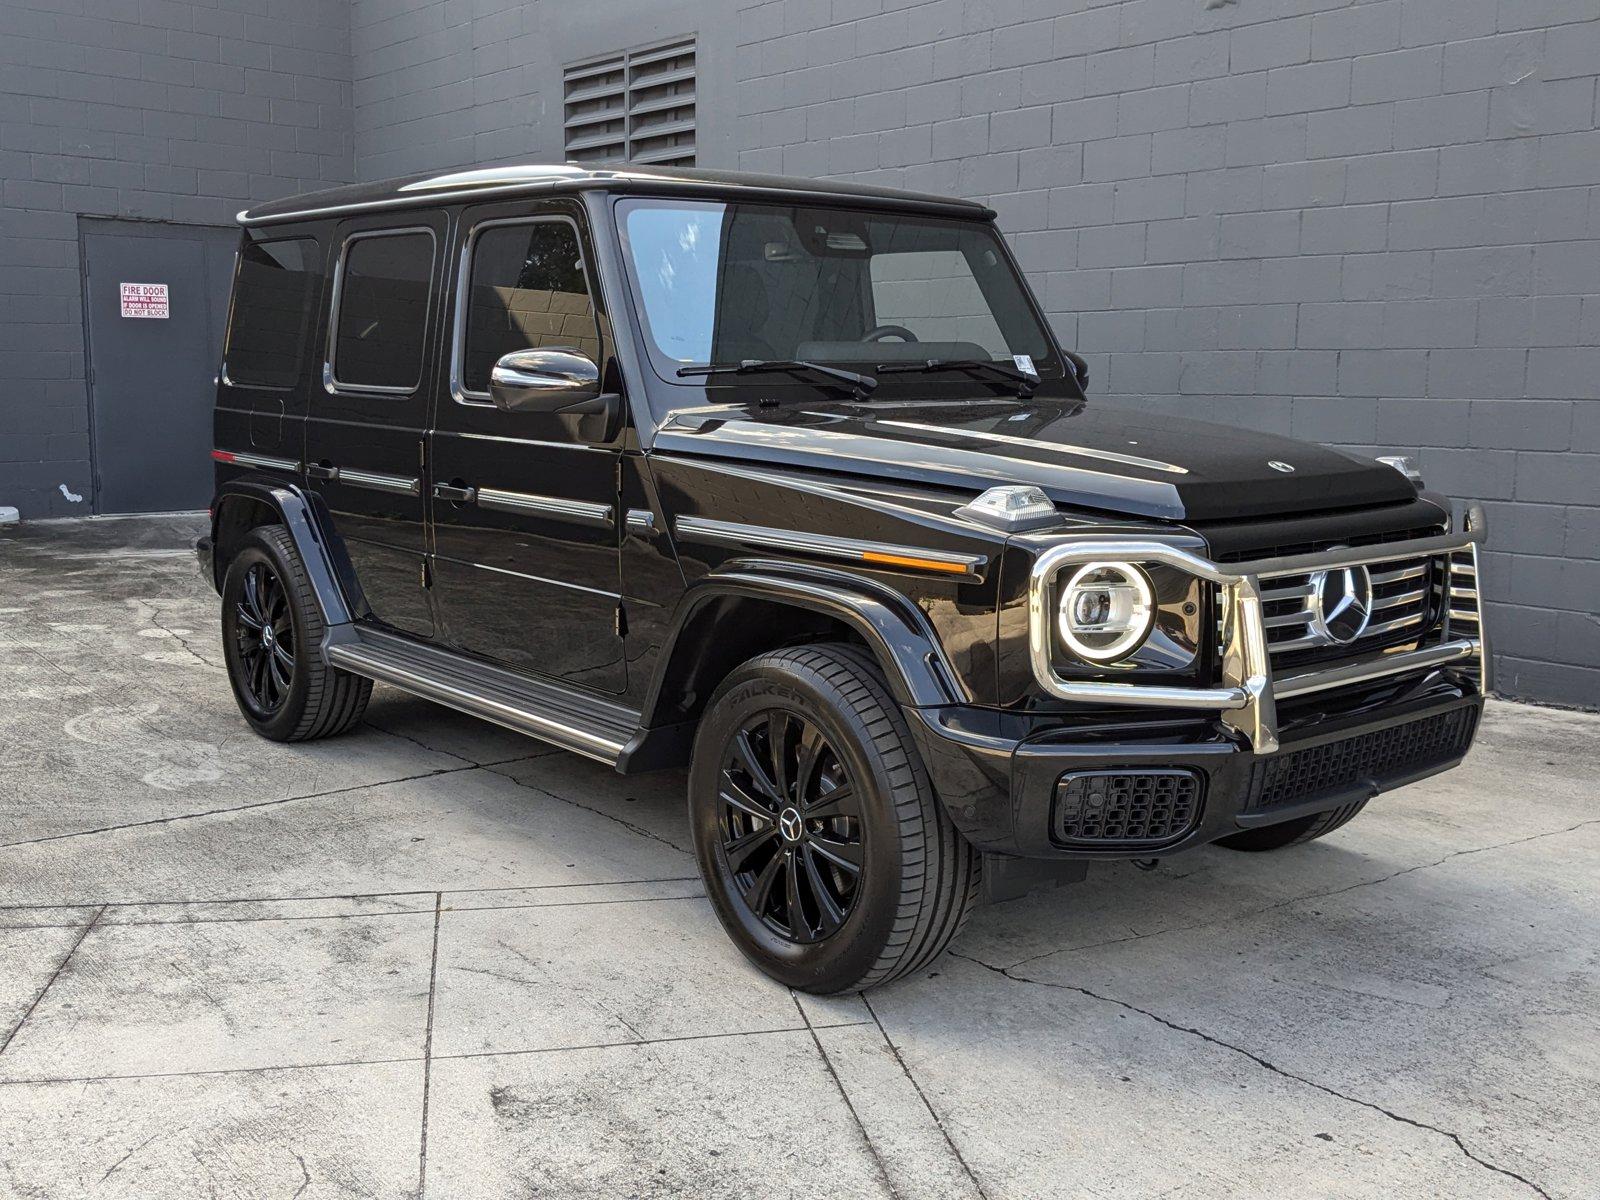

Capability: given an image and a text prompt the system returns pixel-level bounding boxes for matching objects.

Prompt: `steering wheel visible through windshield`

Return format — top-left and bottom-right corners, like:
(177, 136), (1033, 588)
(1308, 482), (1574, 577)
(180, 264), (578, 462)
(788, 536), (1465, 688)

(614, 196), (1060, 405)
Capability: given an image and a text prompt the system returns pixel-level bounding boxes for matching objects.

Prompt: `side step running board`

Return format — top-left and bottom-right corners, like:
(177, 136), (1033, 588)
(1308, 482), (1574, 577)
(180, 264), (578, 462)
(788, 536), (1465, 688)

(326, 627), (638, 766)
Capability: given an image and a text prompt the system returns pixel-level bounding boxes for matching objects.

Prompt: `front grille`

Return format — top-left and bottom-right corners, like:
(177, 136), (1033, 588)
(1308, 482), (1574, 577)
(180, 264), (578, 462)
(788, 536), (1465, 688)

(1247, 707), (1478, 812)
(1052, 770), (1203, 846)
(1214, 523), (1449, 670)
(1260, 554), (1441, 668)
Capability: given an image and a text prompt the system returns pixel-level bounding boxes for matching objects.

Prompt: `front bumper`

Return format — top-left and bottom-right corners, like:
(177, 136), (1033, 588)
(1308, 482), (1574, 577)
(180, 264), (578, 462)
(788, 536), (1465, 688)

(907, 670), (1483, 859)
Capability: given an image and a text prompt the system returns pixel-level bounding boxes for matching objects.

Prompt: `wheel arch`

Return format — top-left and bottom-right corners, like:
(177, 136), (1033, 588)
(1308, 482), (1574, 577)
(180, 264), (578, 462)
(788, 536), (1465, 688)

(210, 481), (356, 628)
(619, 565), (964, 772)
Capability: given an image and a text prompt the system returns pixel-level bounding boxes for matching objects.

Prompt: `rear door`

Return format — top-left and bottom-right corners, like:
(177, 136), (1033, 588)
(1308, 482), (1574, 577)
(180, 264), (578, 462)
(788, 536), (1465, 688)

(304, 217), (446, 638)
(428, 199), (626, 692)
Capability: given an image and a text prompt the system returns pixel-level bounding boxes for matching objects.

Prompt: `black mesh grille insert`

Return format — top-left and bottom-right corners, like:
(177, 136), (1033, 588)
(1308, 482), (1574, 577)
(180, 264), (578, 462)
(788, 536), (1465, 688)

(1249, 707), (1478, 812)
(1052, 770), (1203, 846)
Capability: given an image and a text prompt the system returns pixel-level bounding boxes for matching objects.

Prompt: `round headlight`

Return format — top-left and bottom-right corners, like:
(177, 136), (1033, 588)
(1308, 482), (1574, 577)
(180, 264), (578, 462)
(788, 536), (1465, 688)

(1057, 561), (1155, 662)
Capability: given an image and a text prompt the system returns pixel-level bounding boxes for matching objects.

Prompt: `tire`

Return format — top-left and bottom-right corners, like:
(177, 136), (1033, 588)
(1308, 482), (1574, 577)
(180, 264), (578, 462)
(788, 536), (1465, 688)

(220, 524), (371, 742)
(1214, 799), (1369, 852)
(689, 643), (980, 994)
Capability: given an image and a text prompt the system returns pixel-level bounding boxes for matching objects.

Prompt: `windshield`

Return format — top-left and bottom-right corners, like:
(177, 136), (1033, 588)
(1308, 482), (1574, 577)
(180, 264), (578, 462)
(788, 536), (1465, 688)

(615, 197), (1058, 391)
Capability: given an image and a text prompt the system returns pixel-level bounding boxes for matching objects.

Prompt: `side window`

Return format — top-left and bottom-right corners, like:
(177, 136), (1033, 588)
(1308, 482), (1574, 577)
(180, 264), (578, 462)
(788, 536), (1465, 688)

(459, 220), (598, 397)
(868, 249), (1008, 357)
(224, 237), (318, 389)
(330, 230), (434, 392)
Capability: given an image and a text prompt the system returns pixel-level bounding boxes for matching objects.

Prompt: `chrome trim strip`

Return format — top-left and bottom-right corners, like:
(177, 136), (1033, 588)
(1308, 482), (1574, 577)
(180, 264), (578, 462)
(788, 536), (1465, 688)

(1372, 586), (1427, 612)
(626, 509), (656, 534)
(1025, 504), (1489, 755)
(1371, 562), (1428, 584)
(875, 420), (1189, 475)
(220, 451), (299, 473)
(325, 642), (626, 763)
(675, 516), (986, 577)
(475, 488), (614, 527)
(433, 554), (621, 598)
(338, 468), (421, 496)
(1273, 640), (1479, 700)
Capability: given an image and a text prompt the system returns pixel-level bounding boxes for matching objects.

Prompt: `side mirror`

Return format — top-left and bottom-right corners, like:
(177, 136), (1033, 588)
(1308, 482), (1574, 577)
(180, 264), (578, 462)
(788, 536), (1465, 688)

(489, 348), (601, 414)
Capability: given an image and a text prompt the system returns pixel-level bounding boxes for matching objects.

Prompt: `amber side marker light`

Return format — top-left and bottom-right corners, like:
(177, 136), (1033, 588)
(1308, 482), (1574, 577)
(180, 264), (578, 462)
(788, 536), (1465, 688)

(860, 550), (973, 575)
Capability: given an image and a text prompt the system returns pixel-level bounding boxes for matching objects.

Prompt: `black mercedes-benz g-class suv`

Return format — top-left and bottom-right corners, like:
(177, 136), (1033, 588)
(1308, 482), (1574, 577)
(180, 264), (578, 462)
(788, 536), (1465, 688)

(200, 164), (1488, 994)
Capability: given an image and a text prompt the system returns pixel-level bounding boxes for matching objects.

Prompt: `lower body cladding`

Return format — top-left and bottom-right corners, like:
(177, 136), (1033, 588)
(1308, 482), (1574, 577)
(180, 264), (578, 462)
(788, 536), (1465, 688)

(905, 668), (1483, 863)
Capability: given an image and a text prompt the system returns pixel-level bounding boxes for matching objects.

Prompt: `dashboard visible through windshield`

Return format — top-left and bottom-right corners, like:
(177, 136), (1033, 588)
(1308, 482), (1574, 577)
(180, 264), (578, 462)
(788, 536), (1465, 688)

(614, 196), (1060, 400)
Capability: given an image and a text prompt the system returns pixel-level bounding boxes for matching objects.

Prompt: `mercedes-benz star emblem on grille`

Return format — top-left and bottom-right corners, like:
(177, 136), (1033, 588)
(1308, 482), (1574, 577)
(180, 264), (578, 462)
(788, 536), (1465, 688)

(1309, 562), (1373, 645)
(1268, 460), (1295, 473)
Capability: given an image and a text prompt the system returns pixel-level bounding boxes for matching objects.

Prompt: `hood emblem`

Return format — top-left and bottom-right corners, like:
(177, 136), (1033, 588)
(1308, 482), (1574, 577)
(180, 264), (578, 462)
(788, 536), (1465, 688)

(1268, 460), (1295, 473)
(1309, 562), (1373, 646)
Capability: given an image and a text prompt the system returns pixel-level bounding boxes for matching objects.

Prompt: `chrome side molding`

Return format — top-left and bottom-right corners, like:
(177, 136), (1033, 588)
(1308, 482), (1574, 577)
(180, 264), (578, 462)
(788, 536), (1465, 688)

(1026, 504), (1490, 755)
(337, 468), (422, 496)
(676, 515), (986, 579)
(475, 488), (615, 528)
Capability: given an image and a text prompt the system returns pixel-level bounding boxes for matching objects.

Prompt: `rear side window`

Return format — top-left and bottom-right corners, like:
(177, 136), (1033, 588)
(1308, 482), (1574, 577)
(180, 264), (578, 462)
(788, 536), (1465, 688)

(459, 219), (598, 396)
(224, 237), (318, 389)
(331, 229), (435, 392)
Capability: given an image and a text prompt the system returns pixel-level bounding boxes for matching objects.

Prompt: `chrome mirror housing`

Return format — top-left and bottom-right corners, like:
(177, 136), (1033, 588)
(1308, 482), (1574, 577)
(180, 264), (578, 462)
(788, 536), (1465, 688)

(489, 347), (601, 414)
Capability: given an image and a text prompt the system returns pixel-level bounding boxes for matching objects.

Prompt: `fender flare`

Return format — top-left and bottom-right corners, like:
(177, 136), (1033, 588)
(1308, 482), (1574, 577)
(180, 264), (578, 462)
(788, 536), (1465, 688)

(211, 480), (357, 628)
(638, 560), (967, 726)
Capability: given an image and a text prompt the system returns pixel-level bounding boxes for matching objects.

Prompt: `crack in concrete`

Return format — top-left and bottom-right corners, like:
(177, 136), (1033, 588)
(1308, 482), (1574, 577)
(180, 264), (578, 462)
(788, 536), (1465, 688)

(792, 993), (900, 1200)
(99, 1131), (161, 1183)
(0, 765), (487, 850)
(948, 952), (1553, 1200)
(861, 995), (990, 1200)
(479, 763), (694, 856)
(146, 602), (222, 670)
(290, 1151), (311, 1200)
(0, 905), (105, 1058)
(1002, 815), (1600, 974)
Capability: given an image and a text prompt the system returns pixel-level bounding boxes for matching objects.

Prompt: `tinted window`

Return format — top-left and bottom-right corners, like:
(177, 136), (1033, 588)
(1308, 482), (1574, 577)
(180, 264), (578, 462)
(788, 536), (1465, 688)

(224, 238), (318, 389)
(332, 230), (434, 390)
(461, 220), (597, 395)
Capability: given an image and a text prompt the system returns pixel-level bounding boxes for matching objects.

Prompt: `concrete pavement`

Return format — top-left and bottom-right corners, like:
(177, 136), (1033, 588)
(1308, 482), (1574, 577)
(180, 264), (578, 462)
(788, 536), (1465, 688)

(1, 514), (1595, 1198)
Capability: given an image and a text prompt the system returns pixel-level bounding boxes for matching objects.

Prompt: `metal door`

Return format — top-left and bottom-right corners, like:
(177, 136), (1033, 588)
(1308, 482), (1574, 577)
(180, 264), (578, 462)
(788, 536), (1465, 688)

(81, 219), (236, 513)
(428, 200), (627, 692)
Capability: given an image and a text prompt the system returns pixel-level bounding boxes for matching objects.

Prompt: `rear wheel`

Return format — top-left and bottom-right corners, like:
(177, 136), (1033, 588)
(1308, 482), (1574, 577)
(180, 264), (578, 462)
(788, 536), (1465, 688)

(689, 644), (979, 993)
(1214, 799), (1368, 852)
(220, 525), (371, 742)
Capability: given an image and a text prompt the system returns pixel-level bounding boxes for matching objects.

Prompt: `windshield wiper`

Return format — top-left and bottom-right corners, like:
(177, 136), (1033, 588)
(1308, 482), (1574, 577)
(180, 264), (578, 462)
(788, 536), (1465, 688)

(875, 358), (1038, 397)
(677, 359), (877, 398)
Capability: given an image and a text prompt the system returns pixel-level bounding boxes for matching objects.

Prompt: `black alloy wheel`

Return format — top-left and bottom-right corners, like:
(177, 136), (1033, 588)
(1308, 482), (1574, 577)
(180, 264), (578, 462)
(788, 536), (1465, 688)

(720, 709), (865, 944)
(220, 524), (371, 742)
(231, 560), (295, 717)
(690, 644), (980, 993)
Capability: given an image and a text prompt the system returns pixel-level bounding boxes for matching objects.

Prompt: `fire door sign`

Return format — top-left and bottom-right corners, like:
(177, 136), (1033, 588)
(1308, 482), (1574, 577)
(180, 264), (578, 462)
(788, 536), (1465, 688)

(120, 282), (169, 319)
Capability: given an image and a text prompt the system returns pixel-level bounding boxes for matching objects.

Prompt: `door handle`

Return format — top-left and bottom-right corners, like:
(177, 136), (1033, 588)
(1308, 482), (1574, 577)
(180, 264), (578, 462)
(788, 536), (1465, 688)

(432, 482), (476, 503)
(306, 461), (338, 480)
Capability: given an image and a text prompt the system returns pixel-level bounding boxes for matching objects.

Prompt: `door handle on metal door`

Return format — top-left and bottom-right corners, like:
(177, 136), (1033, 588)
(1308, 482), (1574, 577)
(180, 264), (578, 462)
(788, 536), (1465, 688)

(306, 462), (338, 480)
(432, 482), (476, 503)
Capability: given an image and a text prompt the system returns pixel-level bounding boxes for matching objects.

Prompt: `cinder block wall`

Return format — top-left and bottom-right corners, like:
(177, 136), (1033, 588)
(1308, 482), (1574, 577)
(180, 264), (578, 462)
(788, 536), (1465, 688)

(734, 0), (1600, 706)
(0, 0), (353, 518)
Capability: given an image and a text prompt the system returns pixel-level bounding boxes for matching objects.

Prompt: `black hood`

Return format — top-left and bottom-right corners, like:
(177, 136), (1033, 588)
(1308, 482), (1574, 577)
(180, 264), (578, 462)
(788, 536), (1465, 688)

(652, 398), (1417, 522)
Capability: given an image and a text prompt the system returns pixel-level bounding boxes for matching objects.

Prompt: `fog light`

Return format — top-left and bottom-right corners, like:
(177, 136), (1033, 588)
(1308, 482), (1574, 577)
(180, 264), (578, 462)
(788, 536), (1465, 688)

(1057, 561), (1154, 662)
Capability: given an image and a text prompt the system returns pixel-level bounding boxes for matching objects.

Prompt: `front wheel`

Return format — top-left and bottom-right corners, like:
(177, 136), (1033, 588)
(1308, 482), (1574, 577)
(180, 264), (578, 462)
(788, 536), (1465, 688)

(689, 644), (979, 994)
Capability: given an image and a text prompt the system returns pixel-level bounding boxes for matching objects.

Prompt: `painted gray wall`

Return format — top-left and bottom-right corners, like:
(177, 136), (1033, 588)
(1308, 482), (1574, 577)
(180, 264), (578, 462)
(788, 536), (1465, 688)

(731, 0), (1600, 707)
(0, 0), (354, 517)
(2, 0), (1596, 705)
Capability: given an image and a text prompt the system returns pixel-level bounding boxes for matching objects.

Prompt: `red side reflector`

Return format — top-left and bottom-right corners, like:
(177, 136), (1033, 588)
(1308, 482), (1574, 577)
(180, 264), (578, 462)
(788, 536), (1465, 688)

(211, 450), (236, 463)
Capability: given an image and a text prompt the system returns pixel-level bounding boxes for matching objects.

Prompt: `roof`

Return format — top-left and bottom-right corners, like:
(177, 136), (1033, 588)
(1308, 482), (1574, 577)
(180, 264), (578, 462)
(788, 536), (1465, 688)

(238, 163), (996, 226)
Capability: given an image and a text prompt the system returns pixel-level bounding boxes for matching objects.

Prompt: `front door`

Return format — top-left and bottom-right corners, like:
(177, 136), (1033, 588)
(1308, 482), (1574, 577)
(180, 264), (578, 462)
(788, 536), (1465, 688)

(304, 217), (447, 638)
(428, 201), (626, 693)
(81, 219), (237, 513)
